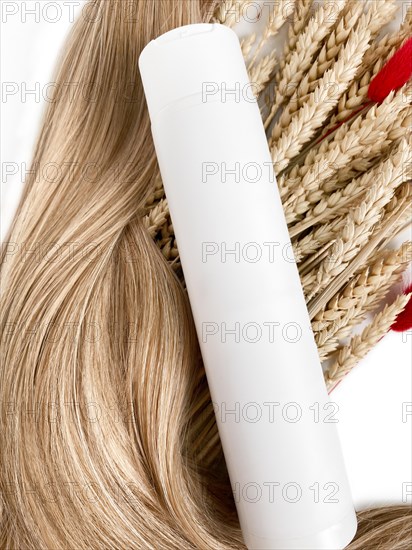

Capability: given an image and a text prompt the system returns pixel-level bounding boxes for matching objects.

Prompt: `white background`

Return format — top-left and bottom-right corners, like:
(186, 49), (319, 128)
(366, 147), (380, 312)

(1, 0), (411, 510)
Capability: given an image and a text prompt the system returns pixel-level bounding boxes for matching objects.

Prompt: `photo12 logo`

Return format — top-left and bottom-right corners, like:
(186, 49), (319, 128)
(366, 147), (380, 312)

(202, 320), (302, 344)
(202, 161), (275, 184)
(232, 481), (340, 504)
(202, 82), (259, 103)
(1, 1), (141, 24)
(213, 400), (340, 424)
(201, 241), (296, 264)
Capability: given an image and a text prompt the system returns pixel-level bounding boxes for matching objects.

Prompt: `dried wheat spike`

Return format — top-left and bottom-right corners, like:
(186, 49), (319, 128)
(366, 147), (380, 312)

(323, 106), (412, 193)
(143, 198), (169, 239)
(314, 242), (412, 361)
(213, 0), (241, 27)
(387, 107), (412, 143)
(248, 0), (295, 69)
(371, 181), (412, 250)
(295, 1), (364, 109)
(249, 51), (278, 95)
(360, 4), (411, 76)
(362, 0), (398, 38)
(275, 0), (314, 79)
(270, 19), (371, 173)
(325, 17), (411, 129)
(280, 87), (411, 222)
(264, 0), (346, 130)
(241, 32), (256, 60)
(308, 180), (412, 318)
(143, 172), (164, 211)
(301, 176), (399, 299)
(294, 139), (411, 261)
(325, 293), (411, 391)
(262, 0), (314, 117)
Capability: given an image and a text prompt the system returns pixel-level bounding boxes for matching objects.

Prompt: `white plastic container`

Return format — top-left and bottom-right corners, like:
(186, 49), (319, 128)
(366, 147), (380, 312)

(139, 23), (357, 550)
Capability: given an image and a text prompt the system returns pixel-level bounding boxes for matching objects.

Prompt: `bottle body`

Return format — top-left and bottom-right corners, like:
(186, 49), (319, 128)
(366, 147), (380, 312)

(140, 23), (357, 550)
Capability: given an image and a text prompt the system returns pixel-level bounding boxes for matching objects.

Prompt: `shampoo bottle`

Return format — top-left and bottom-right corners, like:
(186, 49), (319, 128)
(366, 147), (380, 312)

(139, 23), (357, 550)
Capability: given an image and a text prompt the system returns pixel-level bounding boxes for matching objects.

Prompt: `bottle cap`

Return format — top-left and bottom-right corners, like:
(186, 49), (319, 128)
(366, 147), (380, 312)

(139, 23), (249, 121)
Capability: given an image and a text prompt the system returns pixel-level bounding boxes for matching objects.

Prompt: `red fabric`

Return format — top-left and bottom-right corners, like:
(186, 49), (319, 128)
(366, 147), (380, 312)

(316, 39), (412, 148)
(368, 38), (412, 102)
(391, 284), (412, 332)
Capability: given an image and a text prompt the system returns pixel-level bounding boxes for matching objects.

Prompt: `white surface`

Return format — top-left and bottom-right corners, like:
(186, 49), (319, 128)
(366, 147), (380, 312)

(1, 0), (411, 513)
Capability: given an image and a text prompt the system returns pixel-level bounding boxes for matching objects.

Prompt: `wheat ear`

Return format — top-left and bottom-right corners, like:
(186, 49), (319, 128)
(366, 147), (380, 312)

(264, 0), (346, 130)
(270, 22), (371, 173)
(269, 0), (393, 148)
(314, 242), (412, 361)
(301, 177), (399, 299)
(276, 0), (314, 78)
(143, 198), (170, 238)
(213, 0), (251, 27)
(368, 181), (412, 252)
(307, 184), (412, 318)
(325, 293), (411, 391)
(213, 0), (237, 25)
(248, 0), (295, 69)
(249, 52), (278, 95)
(324, 16), (410, 130)
(262, 0), (314, 116)
(294, 140), (411, 260)
(241, 32), (257, 61)
(280, 87), (411, 222)
(294, 1), (364, 109)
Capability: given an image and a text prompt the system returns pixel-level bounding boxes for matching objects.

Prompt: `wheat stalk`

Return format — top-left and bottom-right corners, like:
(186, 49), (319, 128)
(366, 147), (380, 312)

(301, 178), (399, 299)
(249, 51), (278, 95)
(280, 87), (411, 222)
(270, 23), (371, 173)
(269, 0), (393, 149)
(307, 186), (412, 318)
(323, 15), (410, 130)
(297, 239), (335, 275)
(370, 182), (412, 251)
(294, 1), (364, 108)
(264, 0), (346, 130)
(325, 293), (411, 391)
(241, 32), (257, 60)
(248, 0), (295, 69)
(294, 140), (411, 260)
(314, 242), (412, 361)
(143, 198), (169, 238)
(213, 0), (243, 27)
(276, 0), (314, 77)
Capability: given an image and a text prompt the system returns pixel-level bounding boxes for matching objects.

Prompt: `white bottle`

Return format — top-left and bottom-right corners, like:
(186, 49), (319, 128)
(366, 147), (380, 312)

(139, 23), (357, 550)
